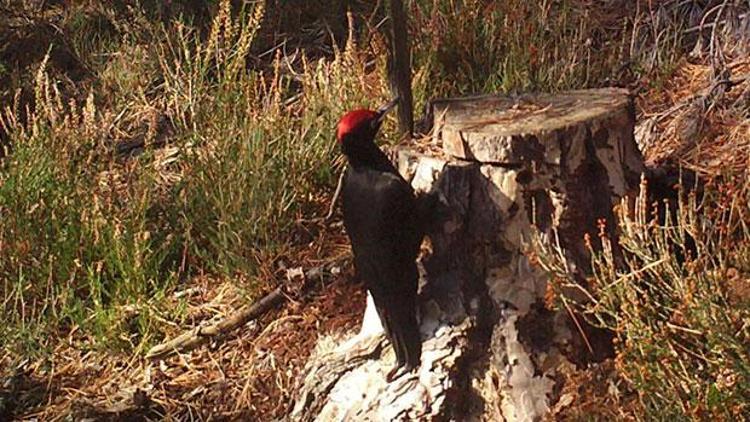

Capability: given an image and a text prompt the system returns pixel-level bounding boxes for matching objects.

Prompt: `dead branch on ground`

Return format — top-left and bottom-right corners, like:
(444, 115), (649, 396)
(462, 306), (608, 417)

(146, 259), (346, 360)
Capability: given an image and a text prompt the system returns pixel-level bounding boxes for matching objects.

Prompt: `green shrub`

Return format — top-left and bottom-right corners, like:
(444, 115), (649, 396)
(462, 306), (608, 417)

(534, 175), (750, 418)
(0, 0), (393, 355)
(410, 0), (685, 102)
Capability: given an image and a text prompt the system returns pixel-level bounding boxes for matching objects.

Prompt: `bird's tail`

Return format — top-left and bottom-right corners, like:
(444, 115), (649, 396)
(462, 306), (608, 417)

(378, 294), (422, 370)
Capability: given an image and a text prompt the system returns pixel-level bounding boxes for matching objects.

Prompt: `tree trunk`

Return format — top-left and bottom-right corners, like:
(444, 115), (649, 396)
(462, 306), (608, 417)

(386, 0), (414, 136)
(290, 88), (645, 421)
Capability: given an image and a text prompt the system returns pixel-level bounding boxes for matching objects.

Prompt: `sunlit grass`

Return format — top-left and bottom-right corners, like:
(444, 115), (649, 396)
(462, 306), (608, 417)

(0, 0), (390, 356)
(534, 175), (750, 418)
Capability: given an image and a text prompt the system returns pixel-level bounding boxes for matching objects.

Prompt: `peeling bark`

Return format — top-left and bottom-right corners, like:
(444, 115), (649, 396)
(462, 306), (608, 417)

(290, 88), (644, 421)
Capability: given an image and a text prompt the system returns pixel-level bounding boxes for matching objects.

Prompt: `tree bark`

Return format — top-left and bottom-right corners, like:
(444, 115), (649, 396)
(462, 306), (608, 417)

(387, 0), (414, 136)
(291, 88), (645, 420)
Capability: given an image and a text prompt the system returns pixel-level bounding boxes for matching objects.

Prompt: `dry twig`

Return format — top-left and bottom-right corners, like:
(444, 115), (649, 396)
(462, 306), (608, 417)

(146, 259), (345, 360)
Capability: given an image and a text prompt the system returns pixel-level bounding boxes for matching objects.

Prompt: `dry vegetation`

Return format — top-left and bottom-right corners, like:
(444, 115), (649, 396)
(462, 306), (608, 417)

(537, 31), (750, 420)
(0, 0), (748, 420)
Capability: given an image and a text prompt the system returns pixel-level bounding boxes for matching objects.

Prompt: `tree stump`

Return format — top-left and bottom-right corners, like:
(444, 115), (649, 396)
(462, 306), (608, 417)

(290, 88), (645, 421)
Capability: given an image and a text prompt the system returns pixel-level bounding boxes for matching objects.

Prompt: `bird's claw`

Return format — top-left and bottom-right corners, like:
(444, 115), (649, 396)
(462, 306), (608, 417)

(386, 363), (417, 382)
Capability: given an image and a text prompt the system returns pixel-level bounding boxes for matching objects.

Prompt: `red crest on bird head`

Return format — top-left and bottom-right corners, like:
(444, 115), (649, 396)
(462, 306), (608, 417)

(336, 109), (378, 143)
(336, 97), (400, 144)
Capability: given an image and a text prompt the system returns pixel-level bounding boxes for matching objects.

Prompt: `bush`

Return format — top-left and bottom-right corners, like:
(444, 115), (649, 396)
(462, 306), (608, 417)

(0, 0), (392, 355)
(534, 175), (750, 418)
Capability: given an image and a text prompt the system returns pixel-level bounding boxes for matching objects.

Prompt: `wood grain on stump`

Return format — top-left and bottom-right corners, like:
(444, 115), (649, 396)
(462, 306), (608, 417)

(436, 88), (636, 164)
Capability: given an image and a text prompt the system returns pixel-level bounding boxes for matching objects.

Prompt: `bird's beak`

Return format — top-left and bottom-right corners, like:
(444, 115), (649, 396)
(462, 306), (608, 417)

(375, 96), (400, 124)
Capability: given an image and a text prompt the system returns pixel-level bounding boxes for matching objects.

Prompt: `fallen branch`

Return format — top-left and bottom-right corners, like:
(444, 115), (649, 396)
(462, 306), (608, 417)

(146, 260), (345, 360)
(146, 290), (285, 360)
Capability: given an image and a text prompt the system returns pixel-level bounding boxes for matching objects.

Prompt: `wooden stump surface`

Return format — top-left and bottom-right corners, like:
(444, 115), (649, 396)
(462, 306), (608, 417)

(435, 88), (634, 164)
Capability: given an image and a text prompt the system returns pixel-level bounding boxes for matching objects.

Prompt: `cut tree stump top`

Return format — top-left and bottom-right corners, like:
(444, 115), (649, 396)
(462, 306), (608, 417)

(434, 88), (633, 163)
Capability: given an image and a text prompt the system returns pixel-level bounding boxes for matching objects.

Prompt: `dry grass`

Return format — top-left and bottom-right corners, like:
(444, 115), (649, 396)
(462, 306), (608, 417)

(639, 57), (750, 174)
(535, 42), (750, 417)
(1, 269), (365, 420)
(541, 173), (750, 417)
(532, 3), (750, 419)
(2, 0), (749, 420)
(0, 215), (362, 420)
(1, 1), (381, 418)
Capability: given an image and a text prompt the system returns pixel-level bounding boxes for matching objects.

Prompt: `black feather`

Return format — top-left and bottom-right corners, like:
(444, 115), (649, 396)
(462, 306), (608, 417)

(342, 152), (423, 374)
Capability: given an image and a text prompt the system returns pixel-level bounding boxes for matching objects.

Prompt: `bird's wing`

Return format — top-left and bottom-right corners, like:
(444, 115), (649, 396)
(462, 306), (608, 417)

(358, 174), (420, 290)
(369, 175), (422, 368)
(342, 170), (423, 369)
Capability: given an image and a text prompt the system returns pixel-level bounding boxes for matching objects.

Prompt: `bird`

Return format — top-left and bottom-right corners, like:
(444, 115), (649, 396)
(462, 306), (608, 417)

(336, 97), (424, 381)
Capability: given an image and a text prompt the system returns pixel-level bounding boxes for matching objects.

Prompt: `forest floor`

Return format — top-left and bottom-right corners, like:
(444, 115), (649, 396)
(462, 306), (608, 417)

(1, 1), (748, 420)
